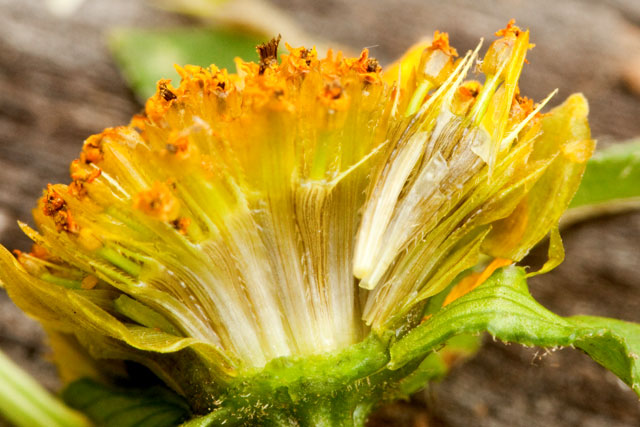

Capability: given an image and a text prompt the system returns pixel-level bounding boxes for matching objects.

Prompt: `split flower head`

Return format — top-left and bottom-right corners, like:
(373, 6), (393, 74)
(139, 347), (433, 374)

(0, 22), (593, 418)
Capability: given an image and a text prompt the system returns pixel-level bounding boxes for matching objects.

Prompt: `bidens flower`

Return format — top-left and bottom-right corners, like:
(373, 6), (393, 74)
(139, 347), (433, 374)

(0, 22), (593, 420)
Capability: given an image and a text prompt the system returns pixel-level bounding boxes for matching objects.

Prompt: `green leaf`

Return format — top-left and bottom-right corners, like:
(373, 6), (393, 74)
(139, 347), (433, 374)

(564, 139), (640, 223)
(109, 27), (265, 100)
(62, 378), (191, 427)
(388, 266), (640, 396)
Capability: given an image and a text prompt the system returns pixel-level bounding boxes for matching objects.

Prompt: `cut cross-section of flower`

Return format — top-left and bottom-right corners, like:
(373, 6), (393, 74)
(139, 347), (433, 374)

(0, 22), (604, 421)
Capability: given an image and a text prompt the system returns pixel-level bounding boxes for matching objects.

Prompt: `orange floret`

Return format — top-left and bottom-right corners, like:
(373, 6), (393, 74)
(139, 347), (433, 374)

(59, 210), (79, 233)
(431, 31), (458, 57)
(457, 81), (482, 100)
(495, 19), (521, 38)
(172, 217), (191, 235)
(452, 81), (482, 115)
(69, 155), (102, 198)
(70, 159), (99, 183)
(80, 134), (104, 164)
(43, 184), (65, 215)
(343, 49), (383, 84)
(140, 37), (385, 118)
(242, 72), (294, 112)
(175, 64), (234, 96)
(281, 43), (318, 75)
(133, 181), (181, 222)
(43, 183), (73, 230)
(145, 79), (178, 123)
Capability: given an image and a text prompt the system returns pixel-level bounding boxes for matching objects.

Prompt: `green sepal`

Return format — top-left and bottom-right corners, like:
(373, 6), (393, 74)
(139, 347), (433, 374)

(388, 266), (640, 396)
(62, 378), (191, 427)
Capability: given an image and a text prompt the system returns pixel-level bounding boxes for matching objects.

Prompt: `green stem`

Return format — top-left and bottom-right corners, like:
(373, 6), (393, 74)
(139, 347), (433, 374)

(0, 350), (89, 427)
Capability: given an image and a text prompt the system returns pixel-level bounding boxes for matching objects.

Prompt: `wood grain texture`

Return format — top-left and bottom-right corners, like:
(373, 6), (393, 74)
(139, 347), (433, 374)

(0, 0), (639, 425)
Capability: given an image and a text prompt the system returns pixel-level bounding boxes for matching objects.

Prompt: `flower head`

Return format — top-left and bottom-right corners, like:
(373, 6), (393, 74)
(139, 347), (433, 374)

(0, 23), (592, 412)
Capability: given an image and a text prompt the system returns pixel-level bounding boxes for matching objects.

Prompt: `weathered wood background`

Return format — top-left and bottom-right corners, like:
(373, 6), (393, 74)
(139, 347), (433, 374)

(1, 0), (639, 425)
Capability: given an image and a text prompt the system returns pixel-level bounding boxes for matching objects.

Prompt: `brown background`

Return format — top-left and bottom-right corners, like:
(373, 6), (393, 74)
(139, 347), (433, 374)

(1, 0), (639, 425)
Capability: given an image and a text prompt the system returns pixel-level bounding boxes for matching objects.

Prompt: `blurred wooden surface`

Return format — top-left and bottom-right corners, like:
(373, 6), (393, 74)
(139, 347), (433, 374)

(0, 0), (639, 425)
